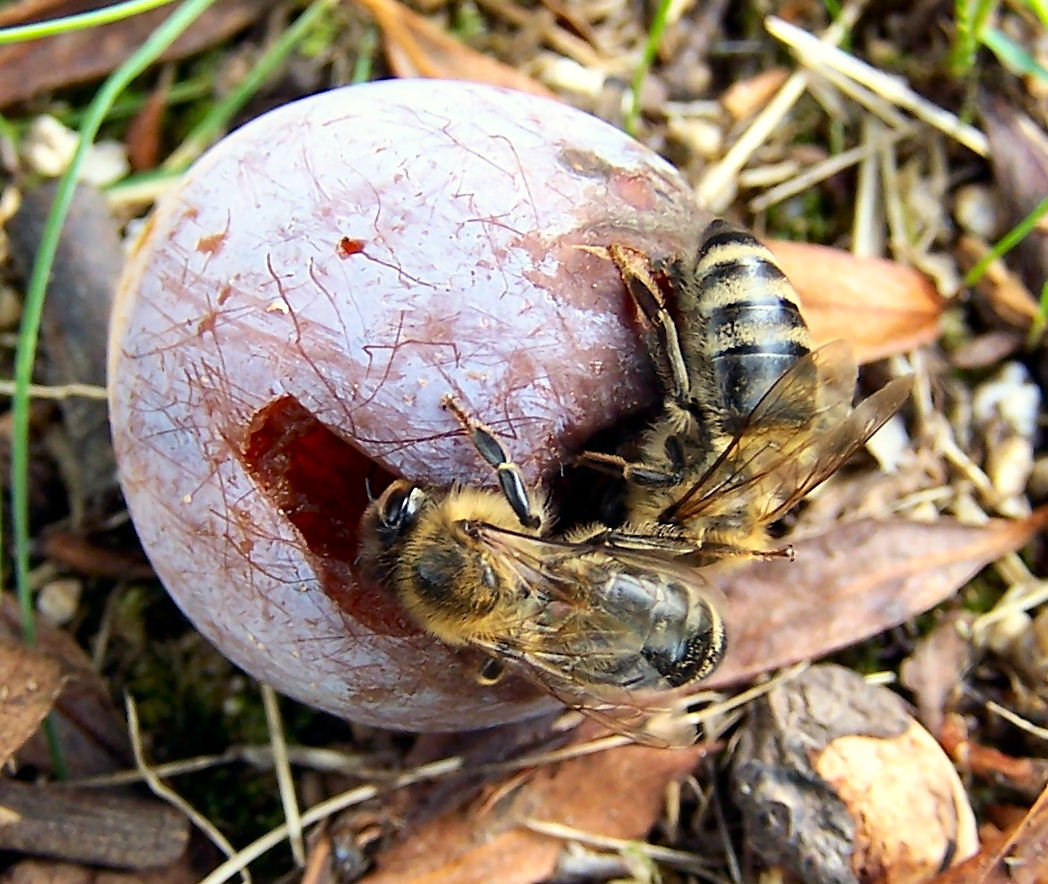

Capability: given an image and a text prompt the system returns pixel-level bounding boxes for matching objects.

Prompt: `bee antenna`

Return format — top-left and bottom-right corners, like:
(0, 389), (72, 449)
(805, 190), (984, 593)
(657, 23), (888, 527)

(364, 466), (376, 503)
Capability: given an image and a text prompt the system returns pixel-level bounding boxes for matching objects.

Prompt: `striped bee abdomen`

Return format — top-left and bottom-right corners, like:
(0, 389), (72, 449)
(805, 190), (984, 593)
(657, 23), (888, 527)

(680, 220), (814, 431)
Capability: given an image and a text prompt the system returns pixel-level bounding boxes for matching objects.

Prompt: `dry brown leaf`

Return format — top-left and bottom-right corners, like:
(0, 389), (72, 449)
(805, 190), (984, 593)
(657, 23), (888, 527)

(126, 66), (174, 173)
(364, 727), (710, 883)
(766, 240), (944, 363)
(9, 184), (123, 517)
(0, 638), (65, 767)
(721, 68), (790, 120)
(981, 97), (1048, 302)
(899, 611), (974, 736)
(931, 784), (1048, 884)
(949, 330), (1024, 369)
(351, 0), (554, 97)
(0, 597), (131, 777)
(704, 507), (1048, 689)
(0, 1), (278, 109)
(957, 234), (1041, 329)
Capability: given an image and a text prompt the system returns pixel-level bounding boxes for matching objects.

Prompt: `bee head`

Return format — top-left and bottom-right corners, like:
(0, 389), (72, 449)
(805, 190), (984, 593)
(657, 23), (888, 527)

(373, 479), (428, 547)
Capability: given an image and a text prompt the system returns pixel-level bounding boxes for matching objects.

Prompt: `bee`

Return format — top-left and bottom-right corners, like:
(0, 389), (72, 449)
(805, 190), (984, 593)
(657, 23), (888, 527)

(356, 395), (726, 748)
(580, 220), (914, 555)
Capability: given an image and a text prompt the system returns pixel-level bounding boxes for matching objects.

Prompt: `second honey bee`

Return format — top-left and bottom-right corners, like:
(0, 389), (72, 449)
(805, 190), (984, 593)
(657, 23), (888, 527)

(581, 220), (913, 555)
(357, 395), (725, 747)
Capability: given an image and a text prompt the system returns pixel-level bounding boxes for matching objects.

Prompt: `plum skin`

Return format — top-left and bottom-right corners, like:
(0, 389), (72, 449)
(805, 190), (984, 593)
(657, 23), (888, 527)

(108, 79), (710, 731)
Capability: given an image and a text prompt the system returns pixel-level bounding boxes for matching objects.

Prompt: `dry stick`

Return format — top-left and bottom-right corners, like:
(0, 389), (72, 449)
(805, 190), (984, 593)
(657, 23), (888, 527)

(695, 0), (865, 211)
(975, 579), (1048, 631)
(765, 15), (989, 156)
(0, 379), (108, 400)
(261, 684), (304, 867)
(985, 700), (1048, 743)
(473, 0), (603, 68)
(684, 662), (808, 732)
(200, 756), (463, 884)
(68, 744), (371, 788)
(878, 132), (908, 259)
(522, 819), (711, 873)
(738, 160), (801, 190)
(852, 115), (885, 258)
(813, 64), (913, 131)
(125, 694), (250, 883)
(748, 129), (906, 212)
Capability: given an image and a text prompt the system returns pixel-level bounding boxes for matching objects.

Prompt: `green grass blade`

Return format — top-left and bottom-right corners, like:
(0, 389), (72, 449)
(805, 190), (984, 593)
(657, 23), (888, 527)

(1025, 0), (1048, 29)
(350, 26), (378, 85)
(625, 0), (673, 137)
(163, 0), (335, 172)
(964, 194), (1048, 286)
(1029, 280), (1048, 346)
(980, 27), (1048, 84)
(0, 0), (175, 45)
(951, 0), (997, 74)
(12, 0), (219, 649)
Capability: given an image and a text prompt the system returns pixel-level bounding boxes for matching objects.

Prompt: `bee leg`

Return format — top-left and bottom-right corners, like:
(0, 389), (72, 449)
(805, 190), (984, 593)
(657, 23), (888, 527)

(441, 395), (541, 530)
(577, 434), (685, 488)
(578, 434), (685, 487)
(607, 244), (692, 405)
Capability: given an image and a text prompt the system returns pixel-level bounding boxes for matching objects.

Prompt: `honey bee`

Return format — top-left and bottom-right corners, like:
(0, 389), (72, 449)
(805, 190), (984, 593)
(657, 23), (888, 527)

(356, 395), (726, 748)
(580, 220), (914, 555)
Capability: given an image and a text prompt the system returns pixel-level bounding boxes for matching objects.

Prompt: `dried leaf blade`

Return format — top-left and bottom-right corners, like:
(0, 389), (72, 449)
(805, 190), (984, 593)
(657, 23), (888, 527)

(706, 508), (1048, 688)
(767, 240), (944, 363)
(0, 638), (65, 767)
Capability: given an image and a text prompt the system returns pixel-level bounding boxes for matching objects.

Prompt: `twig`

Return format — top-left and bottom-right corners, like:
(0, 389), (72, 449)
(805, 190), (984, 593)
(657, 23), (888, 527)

(985, 700), (1048, 743)
(261, 684), (304, 867)
(696, 0), (865, 211)
(66, 743), (373, 787)
(748, 128), (906, 212)
(522, 819), (711, 873)
(852, 115), (884, 258)
(0, 379), (108, 400)
(200, 756), (463, 884)
(766, 15), (989, 155)
(125, 694), (249, 883)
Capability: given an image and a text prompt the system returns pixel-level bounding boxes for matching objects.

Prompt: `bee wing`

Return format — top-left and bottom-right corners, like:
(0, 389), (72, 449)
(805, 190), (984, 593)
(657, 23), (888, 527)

(520, 667), (700, 749)
(466, 524), (719, 747)
(662, 341), (912, 529)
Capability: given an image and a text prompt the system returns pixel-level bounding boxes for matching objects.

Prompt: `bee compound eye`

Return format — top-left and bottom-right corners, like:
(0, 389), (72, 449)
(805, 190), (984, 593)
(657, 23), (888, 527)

(379, 483), (425, 532)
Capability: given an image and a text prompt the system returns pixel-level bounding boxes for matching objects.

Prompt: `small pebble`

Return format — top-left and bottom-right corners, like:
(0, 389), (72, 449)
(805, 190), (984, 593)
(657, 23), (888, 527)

(37, 577), (82, 626)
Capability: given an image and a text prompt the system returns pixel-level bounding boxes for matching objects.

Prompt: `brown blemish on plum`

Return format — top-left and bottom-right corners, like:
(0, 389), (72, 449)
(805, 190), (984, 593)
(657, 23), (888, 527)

(237, 395), (414, 637)
(196, 311), (218, 336)
(337, 236), (367, 258)
(196, 230), (227, 254)
(609, 172), (660, 213)
(557, 146), (618, 180)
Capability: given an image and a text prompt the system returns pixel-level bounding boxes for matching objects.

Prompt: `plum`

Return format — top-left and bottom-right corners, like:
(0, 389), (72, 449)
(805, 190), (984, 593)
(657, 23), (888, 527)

(109, 79), (710, 730)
